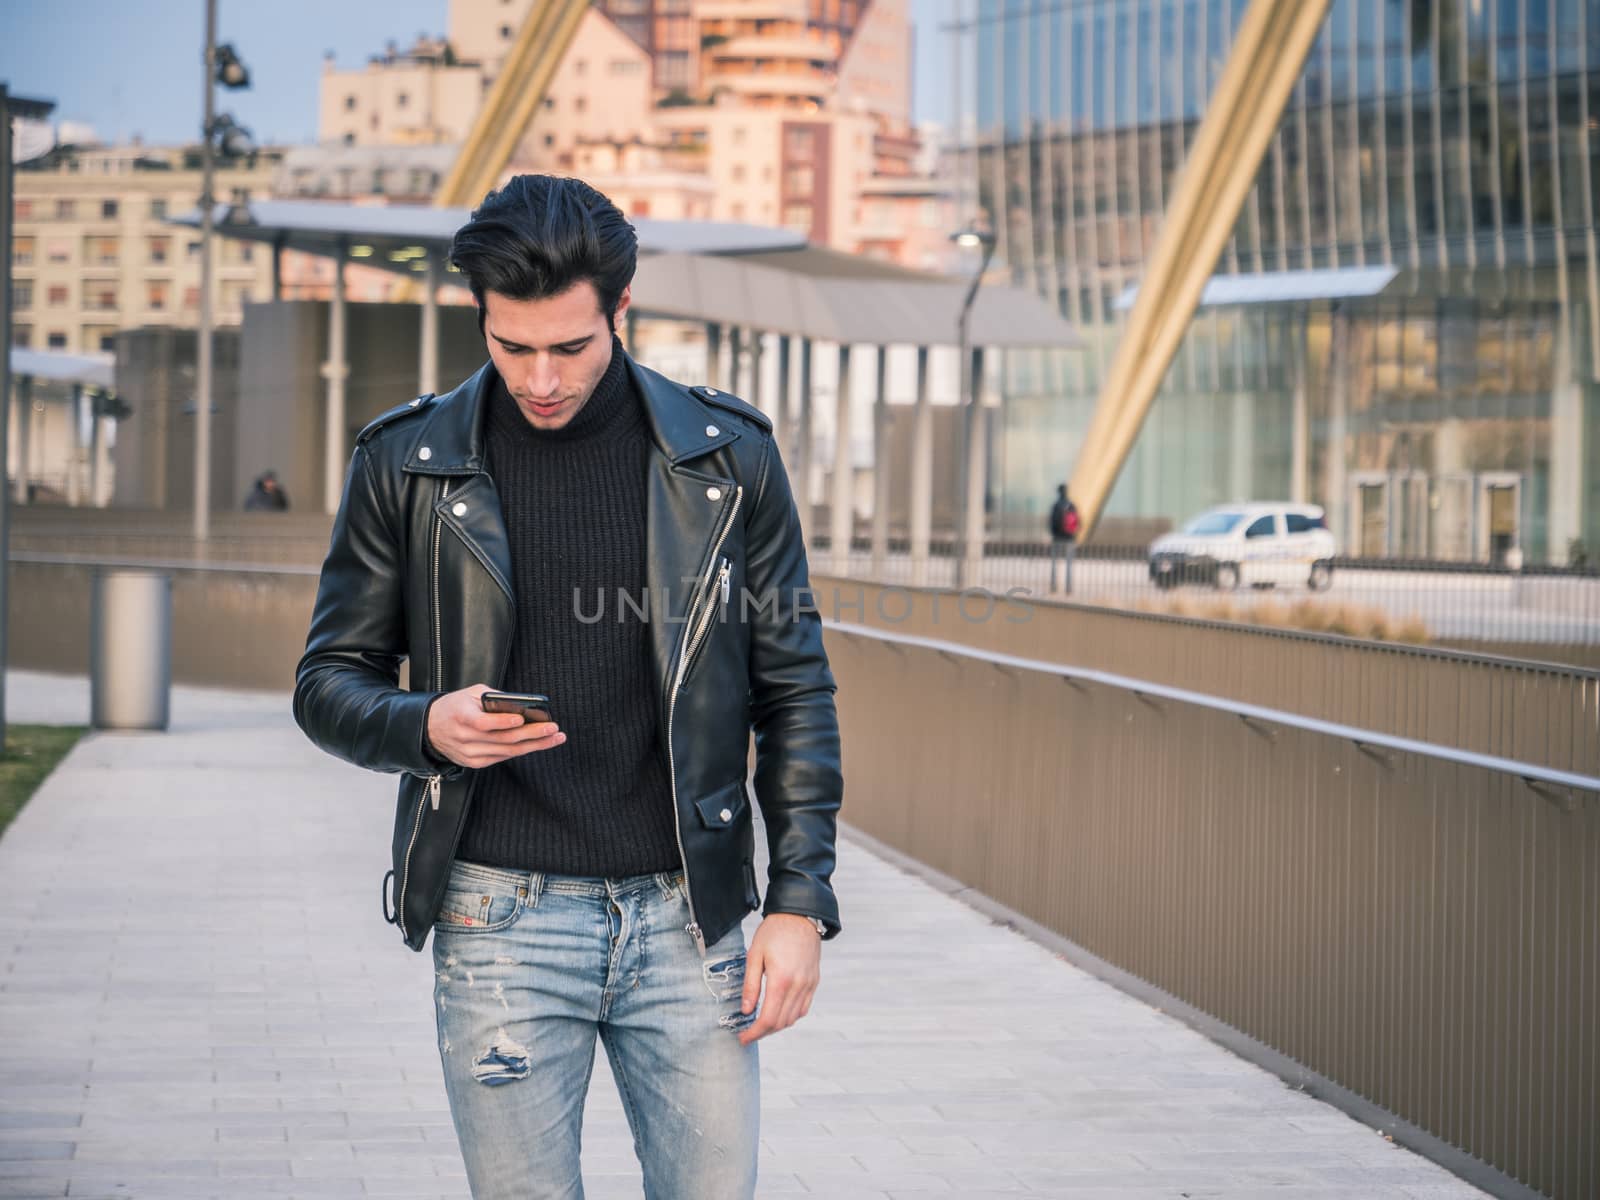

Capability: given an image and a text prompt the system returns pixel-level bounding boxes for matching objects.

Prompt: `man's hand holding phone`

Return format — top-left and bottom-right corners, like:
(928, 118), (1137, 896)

(425, 684), (564, 769)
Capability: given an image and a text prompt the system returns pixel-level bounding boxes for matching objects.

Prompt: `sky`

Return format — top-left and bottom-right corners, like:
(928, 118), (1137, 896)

(0, 0), (953, 149)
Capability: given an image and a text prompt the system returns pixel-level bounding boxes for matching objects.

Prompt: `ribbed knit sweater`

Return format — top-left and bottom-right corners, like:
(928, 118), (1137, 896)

(454, 339), (681, 877)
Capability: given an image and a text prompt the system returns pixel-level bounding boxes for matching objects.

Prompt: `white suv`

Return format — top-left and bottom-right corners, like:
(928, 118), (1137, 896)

(1149, 503), (1337, 592)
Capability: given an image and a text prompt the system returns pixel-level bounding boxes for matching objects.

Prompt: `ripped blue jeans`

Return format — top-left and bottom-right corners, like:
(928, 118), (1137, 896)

(431, 859), (759, 1200)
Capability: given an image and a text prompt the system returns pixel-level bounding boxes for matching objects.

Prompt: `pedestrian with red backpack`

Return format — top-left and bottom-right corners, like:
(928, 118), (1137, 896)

(1047, 482), (1080, 594)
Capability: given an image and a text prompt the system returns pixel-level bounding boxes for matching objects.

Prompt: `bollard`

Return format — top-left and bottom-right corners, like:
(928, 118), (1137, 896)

(90, 569), (172, 731)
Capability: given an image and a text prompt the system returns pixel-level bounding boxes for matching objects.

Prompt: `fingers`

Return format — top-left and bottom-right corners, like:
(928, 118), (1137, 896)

(737, 976), (816, 1046)
(740, 944), (764, 1016)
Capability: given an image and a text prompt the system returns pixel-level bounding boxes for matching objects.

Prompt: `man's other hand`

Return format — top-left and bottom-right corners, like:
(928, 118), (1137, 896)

(737, 913), (821, 1045)
(427, 684), (565, 769)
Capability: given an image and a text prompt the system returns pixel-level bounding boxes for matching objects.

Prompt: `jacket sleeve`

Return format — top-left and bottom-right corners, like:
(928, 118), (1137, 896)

(742, 434), (844, 937)
(292, 443), (439, 777)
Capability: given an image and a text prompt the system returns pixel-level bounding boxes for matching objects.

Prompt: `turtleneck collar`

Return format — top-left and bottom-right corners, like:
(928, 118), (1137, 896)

(488, 334), (635, 445)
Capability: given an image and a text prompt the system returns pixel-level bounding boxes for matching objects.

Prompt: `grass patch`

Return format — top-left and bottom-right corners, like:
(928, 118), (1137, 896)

(1132, 594), (1431, 644)
(0, 725), (87, 839)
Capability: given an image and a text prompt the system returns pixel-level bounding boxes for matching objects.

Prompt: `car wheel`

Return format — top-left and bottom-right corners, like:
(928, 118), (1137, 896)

(1153, 573), (1178, 591)
(1308, 561), (1333, 591)
(1215, 563), (1240, 591)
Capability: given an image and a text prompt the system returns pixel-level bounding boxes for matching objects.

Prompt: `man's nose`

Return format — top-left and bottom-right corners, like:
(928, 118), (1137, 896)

(524, 355), (559, 397)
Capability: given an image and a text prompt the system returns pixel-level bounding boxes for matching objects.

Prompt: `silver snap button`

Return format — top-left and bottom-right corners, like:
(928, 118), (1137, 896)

(452, 501), (467, 517)
(719, 808), (733, 822)
(705, 387), (719, 396)
(418, 446), (433, 461)
(706, 487), (722, 501)
(706, 424), (720, 437)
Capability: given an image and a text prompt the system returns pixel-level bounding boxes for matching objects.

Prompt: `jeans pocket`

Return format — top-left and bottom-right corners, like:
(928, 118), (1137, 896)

(433, 865), (526, 933)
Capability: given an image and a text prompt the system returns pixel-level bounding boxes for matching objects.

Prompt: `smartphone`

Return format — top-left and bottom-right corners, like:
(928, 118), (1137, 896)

(481, 691), (553, 724)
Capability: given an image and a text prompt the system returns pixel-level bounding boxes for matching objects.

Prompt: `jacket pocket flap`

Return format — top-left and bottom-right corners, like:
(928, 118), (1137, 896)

(695, 781), (747, 828)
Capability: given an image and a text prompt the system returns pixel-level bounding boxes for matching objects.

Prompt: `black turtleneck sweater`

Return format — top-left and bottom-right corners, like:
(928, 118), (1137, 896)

(454, 338), (681, 878)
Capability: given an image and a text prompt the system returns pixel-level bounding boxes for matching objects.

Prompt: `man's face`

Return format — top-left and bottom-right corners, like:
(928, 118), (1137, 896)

(481, 281), (630, 431)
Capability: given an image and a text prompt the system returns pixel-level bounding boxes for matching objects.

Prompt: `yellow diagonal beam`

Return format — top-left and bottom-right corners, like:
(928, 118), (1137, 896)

(1070, 0), (1332, 538)
(437, 0), (590, 206)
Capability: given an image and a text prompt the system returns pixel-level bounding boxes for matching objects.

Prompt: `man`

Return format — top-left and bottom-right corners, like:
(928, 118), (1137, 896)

(1047, 481), (1079, 594)
(293, 175), (842, 1199)
(243, 468), (289, 511)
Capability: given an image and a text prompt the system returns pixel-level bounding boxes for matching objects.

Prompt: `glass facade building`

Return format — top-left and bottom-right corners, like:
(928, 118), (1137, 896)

(958, 0), (1600, 564)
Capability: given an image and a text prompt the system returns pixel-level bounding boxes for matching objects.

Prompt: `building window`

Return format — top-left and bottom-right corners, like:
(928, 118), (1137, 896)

(544, 133), (555, 146)
(731, 164), (745, 182)
(55, 198), (76, 219)
(12, 281), (32, 310)
(187, 240), (203, 258)
(500, 24), (513, 39)
(94, 331), (116, 352)
(575, 59), (587, 75)
(14, 199), (32, 220)
(150, 197), (167, 219)
(544, 96), (556, 109)
(575, 96), (587, 113)
(101, 199), (118, 219)
(47, 331), (68, 349)
(148, 236), (170, 264)
(87, 282), (118, 311)
(84, 236), (119, 266)
(147, 281), (170, 311)
(46, 239), (70, 264)
(610, 59), (642, 75)
(730, 202), (745, 219)
(12, 235), (34, 266)
(345, 94), (357, 110)
(11, 325), (30, 348)
(183, 285), (201, 309)
(47, 284), (69, 307)
(396, 92), (409, 108)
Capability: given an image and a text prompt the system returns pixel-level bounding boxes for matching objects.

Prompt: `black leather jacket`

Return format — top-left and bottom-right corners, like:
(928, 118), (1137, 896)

(292, 355), (842, 954)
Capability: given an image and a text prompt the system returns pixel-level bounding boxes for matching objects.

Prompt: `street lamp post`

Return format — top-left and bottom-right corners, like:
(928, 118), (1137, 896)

(952, 225), (996, 589)
(194, 4), (251, 543)
(0, 85), (56, 747)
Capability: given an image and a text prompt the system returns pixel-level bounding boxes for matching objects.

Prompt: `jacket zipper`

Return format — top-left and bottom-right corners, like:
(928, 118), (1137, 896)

(667, 484), (742, 954)
(397, 477), (452, 940)
(679, 555), (731, 688)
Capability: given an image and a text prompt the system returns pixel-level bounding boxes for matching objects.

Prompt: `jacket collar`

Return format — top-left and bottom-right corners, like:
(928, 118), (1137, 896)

(402, 349), (740, 476)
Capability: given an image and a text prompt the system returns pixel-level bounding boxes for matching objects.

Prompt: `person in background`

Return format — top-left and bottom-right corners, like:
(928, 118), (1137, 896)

(1048, 481), (1079, 593)
(243, 469), (289, 511)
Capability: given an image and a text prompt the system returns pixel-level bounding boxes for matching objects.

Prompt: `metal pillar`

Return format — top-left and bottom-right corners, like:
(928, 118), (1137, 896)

(705, 323), (724, 392)
(909, 346), (934, 586)
(194, 0), (218, 542)
(956, 346), (986, 588)
(66, 383), (84, 506)
(1325, 306), (1350, 551)
(729, 326), (744, 396)
(1290, 317), (1309, 503)
(419, 254), (440, 396)
(321, 240), (349, 515)
(795, 337), (815, 541)
(88, 395), (107, 508)
(870, 345), (891, 574)
(271, 232), (285, 301)
(13, 375), (31, 504)
(773, 335), (791, 463)
(829, 344), (854, 573)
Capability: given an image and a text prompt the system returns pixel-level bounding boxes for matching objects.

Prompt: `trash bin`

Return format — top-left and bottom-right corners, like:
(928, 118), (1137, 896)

(90, 568), (172, 731)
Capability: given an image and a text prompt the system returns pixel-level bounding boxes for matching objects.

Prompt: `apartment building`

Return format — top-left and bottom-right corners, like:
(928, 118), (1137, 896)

(11, 142), (279, 355)
(318, 0), (940, 266)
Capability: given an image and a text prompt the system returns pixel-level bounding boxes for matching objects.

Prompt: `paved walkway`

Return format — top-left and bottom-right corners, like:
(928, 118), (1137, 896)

(1, 670), (1486, 1199)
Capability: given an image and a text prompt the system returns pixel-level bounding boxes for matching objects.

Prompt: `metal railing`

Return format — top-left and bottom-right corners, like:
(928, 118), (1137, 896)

(824, 618), (1598, 1200)
(809, 536), (1600, 669)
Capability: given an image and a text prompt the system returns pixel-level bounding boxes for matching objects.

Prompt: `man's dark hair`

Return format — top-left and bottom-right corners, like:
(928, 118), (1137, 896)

(449, 174), (638, 335)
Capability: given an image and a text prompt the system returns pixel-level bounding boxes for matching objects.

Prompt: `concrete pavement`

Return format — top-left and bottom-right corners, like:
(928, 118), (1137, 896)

(0, 670), (1487, 1199)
